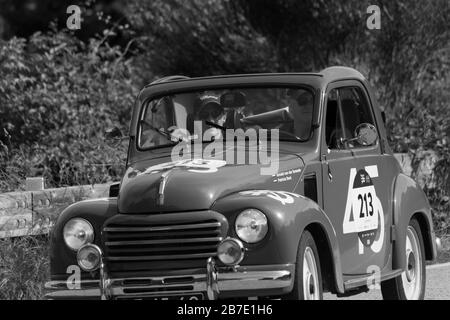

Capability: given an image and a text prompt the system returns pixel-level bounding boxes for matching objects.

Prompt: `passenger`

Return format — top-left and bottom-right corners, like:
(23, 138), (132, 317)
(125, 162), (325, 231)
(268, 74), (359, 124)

(288, 90), (314, 140)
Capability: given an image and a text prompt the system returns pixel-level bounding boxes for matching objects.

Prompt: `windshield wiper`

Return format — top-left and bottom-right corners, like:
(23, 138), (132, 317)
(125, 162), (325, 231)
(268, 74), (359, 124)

(139, 120), (184, 143)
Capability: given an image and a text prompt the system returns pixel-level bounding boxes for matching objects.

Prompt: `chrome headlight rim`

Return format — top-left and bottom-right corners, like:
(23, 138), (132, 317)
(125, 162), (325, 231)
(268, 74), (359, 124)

(63, 218), (95, 251)
(77, 244), (102, 272)
(234, 208), (269, 244)
(217, 237), (245, 266)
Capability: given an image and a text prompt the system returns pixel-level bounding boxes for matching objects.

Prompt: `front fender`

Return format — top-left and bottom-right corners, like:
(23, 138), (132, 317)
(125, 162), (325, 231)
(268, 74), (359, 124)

(212, 190), (345, 293)
(49, 198), (118, 278)
(393, 174), (437, 270)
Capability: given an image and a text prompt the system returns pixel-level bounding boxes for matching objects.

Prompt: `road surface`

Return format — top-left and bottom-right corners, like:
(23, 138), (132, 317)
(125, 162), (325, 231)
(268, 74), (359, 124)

(324, 262), (450, 300)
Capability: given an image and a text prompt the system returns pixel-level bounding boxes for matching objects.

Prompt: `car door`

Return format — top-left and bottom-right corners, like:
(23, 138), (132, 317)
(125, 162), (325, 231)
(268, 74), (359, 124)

(321, 81), (391, 275)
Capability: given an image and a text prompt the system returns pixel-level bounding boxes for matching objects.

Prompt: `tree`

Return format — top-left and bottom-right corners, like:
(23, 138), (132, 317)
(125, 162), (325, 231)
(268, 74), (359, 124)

(125, 0), (277, 78)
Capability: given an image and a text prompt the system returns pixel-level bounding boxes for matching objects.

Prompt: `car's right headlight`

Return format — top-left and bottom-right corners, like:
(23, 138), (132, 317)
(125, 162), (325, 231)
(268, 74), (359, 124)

(63, 218), (94, 251)
(235, 209), (268, 243)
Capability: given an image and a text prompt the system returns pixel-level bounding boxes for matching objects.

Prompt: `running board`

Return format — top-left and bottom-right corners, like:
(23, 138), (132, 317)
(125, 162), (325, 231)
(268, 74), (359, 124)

(343, 269), (403, 291)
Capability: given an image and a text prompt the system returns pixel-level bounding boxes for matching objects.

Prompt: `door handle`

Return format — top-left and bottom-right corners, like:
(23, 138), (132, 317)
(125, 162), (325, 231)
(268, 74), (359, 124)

(327, 162), (333, 181)
(322, 157), (333, 181)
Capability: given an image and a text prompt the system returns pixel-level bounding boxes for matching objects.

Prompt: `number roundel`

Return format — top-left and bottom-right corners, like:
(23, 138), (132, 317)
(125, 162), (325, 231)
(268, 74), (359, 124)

(343, 167), (385, 254)
(353, 169), (377, 247)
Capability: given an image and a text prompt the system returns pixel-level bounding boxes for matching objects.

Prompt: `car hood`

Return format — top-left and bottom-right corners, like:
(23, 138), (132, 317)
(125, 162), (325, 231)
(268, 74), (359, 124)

(118, 145), (306, 213)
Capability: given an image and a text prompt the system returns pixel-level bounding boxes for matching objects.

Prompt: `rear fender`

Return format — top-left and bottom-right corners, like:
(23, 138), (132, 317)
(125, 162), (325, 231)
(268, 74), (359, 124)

(392, 174), (437, 270)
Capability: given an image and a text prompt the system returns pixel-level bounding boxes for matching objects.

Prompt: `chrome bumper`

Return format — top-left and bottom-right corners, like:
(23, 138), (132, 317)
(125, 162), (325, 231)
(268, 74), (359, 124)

(45, 258), (294, 300)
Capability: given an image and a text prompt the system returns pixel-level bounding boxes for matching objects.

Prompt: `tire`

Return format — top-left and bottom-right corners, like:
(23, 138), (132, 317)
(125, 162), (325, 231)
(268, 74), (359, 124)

(284, 230), (323, 300)
(381, 218), (426, 300)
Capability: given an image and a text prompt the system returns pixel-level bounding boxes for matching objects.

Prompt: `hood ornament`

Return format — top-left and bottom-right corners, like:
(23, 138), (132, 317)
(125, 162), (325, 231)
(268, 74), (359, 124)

(157, 169), (172, 205)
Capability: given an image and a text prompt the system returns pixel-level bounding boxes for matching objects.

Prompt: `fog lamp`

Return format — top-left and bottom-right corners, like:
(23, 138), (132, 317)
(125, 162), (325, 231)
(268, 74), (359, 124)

(217, 238), (244, 266)
(77, 244), (102, 272)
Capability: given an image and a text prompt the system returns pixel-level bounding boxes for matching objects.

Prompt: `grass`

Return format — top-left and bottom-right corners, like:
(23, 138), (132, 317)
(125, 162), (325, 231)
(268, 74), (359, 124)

(0, 235), (50, 300)
(436, 234), (450, 264)
(0, 233), (449, 300)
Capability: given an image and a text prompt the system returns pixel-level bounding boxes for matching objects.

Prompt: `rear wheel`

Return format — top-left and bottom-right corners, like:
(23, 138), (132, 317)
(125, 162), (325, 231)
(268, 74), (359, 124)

(381, 218), (426, 300)
(284, 230), (323, 300)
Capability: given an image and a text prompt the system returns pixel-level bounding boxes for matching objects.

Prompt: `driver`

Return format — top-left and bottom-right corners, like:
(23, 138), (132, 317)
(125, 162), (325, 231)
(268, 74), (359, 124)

(193, 94), (226, 139)
(195, 94), (226, 125)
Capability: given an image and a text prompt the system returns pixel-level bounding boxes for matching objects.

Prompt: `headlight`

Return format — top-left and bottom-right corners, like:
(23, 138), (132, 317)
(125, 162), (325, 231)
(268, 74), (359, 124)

(63, 218), (94, 251)
(235, 209), (268, 243)
(217, 238), (244, 265)
(77, 244), (102, 271)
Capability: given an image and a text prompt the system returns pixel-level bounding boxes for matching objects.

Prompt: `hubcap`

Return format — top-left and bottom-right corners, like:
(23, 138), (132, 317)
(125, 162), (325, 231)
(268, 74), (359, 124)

(401, 226), (422, 299)
(406, 251), (416, 282)
(302, 247), (320, 300)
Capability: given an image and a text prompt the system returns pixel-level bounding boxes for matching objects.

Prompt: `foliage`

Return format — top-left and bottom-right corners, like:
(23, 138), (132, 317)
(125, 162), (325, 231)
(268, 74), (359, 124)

(0, 0), (449, 300)
(125, 0), (277, 77)
(125, 0), (450, 230)
(0, 0), (129, 42)
(241, 0), (367, 71)
(0, 28), (137, 191)
(367, 0), (450, 235)
(0, 236), (49, 299)
(0, 0), (448, 226)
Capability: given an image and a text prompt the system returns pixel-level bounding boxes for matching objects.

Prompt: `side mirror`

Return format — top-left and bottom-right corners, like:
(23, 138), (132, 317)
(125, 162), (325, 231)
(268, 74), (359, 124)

(105, 126), (125, 148)
(355, 123), (378, 146)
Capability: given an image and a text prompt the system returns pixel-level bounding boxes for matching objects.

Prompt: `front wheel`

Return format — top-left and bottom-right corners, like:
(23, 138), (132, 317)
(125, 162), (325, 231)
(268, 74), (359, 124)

(284, 230), (323, 300)
(381, 218), (426, 300)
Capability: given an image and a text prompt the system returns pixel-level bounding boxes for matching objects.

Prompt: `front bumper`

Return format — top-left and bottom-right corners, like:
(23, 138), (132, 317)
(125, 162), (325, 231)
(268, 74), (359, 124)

(45, 258), (294, 300)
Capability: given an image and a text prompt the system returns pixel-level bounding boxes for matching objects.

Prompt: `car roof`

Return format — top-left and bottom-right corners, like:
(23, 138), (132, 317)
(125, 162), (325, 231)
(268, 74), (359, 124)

(144, 66), (366, 88)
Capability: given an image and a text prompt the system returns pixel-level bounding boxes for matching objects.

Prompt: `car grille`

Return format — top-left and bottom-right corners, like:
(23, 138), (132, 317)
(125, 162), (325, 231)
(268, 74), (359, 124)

(102, 211), (228, 272)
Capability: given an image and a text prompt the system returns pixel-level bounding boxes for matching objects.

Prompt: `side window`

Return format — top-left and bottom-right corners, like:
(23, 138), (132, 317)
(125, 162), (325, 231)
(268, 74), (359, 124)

(325, 89), (343, 149)
(339, 87), (376, 149)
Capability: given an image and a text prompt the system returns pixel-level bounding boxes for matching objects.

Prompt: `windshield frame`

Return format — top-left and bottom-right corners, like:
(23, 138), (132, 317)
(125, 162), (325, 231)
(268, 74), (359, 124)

(136, 84), (317, 152)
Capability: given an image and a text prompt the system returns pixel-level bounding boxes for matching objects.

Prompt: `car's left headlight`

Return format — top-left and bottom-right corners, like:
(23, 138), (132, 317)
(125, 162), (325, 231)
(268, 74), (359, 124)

(235, 209), (268, 243)
(63, 218), (94, 251)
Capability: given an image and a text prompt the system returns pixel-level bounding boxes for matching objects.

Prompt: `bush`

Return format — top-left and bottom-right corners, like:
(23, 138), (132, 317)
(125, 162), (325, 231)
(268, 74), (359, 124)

(0, 236), (49, 299)
(125, 0), (277, 76)
(0, 28), (139, 192)
(0, 1), (448, 232)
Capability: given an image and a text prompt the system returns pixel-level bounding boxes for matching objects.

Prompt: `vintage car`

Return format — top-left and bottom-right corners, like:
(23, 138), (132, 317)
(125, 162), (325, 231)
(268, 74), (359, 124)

(45, 67), (438, 300)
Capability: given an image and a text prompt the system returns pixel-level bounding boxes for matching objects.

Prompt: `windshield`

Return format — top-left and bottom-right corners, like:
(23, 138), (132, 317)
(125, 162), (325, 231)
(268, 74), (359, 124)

(138, 87), (314, 149)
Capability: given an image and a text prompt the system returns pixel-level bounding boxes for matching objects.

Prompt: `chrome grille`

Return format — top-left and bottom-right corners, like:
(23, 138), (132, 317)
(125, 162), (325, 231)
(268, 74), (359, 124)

(103, 212), (227, 272)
